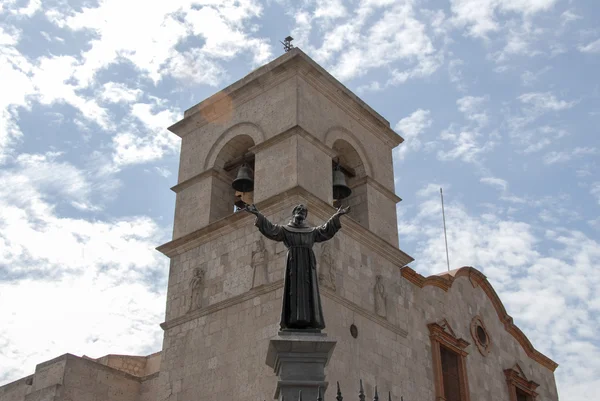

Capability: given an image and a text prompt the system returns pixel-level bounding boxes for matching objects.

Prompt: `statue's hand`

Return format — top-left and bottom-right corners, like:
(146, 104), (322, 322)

(244, 204), (260, 215)
(335, 205), (351, 216)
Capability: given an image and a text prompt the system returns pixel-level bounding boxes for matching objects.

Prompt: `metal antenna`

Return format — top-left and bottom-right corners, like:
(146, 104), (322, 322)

(280, 36), (294, 52)
(440, 188), (450, 272)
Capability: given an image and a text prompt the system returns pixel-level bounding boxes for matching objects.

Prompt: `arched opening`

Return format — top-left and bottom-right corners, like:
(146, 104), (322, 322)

(332, 139), (368, 228)
(210, 134), (256, 222)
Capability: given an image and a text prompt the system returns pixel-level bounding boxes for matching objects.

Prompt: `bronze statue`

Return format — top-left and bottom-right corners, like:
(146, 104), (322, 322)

(244, 203), (349, 331)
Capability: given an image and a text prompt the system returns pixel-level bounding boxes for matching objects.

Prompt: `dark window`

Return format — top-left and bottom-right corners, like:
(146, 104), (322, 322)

(476, 325), (487, 345)
(516, 388), (531, 401)
(441, 346), (462, 401)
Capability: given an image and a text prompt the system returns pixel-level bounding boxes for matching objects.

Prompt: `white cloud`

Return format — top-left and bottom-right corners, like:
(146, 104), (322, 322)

(434, 94), (496, 164)
(521, 66), (552, 86)
(450, 0), (558, 38)
(49, 0), (271, 86)
(314, 0), (348, 20)
(437, 122), (496, 164)
(0, 158), (169, 383)
(543, 147), (598, 165)
(12, 152), (92, 206)
(153, 167), (172, 178)
(167, 48), (228, 86)
(579, 38), (600, 54)
(448, 58), (466, 91)
(393, 109), (432, 161)
(0, 31), (34, 161)
(560, 10), (582, 25)
(456, 95), (489, 126)
(590, 182), (600, 205)
(489, 20), (544, 62)
(519, 92), (577, 111)
(480, 176), (508, 191)
(99, 83), (142, 104)
(416, 183), (447, 198)
(519, 91), (577, 112)
(293, 0), (441, 87)
(112, 103), (180, 167)
(1, 0), (41, 16)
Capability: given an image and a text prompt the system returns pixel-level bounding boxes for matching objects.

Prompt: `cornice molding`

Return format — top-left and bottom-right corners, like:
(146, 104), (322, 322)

(156, 186), (414, 268)
(168, 65), (297, 138)
(170, 167), (231, 194)
(167, 49), (404, 148)
(505, 364), (540, 400)
(159, 279), (408, 338)
(160, 280), (284, 331)
(321, 287), (408, 338)
(428, 321), (470, 356)
(248, 125), (337, 159)
(349, 176), (401, 203)
(402, 266), (559, 372)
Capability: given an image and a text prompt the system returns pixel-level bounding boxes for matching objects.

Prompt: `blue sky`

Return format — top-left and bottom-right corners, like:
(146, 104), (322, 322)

(0, 0), (598, 399)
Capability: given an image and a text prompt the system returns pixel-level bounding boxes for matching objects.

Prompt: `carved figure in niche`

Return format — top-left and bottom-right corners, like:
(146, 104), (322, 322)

(374, 275), (387, 318)
(251, 237), (268, 288)
(318, 242), (336, 291)
(243, 203), (350, 331)
(189, 268), (204, 311)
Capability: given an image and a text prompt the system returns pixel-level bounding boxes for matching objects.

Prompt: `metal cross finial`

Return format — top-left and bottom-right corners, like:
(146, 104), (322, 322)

(281, 36), (294, 52)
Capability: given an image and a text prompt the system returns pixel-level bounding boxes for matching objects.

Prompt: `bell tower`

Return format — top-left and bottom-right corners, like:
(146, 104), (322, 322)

(156, 48), (413, 401)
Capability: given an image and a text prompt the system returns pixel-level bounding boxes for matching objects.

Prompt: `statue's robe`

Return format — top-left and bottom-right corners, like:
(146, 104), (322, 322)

(254, 213), (341, 330)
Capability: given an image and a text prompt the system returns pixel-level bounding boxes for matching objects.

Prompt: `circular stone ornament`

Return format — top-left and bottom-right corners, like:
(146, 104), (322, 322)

(470, 316), (491, 356)
(350, 324), (358, 338)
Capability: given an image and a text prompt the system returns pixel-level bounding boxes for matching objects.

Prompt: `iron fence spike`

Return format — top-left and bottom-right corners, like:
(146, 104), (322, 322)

(359, 379), (365, 401)
(373, 385), (379, 401)
(336, 381), (343, 401)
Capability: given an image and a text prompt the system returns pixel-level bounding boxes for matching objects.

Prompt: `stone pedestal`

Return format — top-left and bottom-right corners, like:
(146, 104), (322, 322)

(266, 331), (337, 401)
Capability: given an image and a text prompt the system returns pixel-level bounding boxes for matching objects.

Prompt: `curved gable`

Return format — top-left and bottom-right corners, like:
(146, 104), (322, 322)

(401, 266), (558, 372)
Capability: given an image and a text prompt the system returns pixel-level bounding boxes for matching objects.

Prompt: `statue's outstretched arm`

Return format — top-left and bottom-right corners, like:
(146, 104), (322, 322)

(243, 203), (260, 216)
(244, 204), (284, 241)
(332, 205), (350, 219)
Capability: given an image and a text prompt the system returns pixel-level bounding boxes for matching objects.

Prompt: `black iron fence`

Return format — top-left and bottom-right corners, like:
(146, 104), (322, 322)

(279, 380), (405, 401)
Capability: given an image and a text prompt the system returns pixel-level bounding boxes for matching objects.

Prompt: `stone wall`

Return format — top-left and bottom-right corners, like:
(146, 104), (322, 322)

(0, 354), (143, 401)
(0, 377), (32, 401)
(398, 270), (559, 401)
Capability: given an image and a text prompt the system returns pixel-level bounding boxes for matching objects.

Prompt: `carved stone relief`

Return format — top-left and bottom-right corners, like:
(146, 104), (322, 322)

(251, 237), (268, 288)
(374, 275), (387, 318)
(318, 242), (336, 291)
(189, 268), (205, 311)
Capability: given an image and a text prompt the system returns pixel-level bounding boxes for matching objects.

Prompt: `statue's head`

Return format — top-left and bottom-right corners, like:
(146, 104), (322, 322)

(291, 204), (308, 223)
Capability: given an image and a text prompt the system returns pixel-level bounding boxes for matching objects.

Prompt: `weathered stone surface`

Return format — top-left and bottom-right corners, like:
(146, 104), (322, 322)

(266, 331), (337, 401)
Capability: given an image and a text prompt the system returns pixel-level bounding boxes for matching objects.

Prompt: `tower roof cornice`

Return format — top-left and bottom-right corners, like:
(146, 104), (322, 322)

(168, 48), (404, 147)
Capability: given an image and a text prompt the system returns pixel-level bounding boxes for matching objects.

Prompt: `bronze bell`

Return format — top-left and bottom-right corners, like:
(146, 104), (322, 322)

(332, 164), (351, 200)
(232, 163), (254, 193)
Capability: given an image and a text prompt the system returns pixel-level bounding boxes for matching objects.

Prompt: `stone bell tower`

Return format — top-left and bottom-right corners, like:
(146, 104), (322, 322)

(156, 48), (414, 401)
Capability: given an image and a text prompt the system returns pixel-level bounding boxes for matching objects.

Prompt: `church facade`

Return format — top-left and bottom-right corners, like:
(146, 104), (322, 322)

(0, 49), (559, 401)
